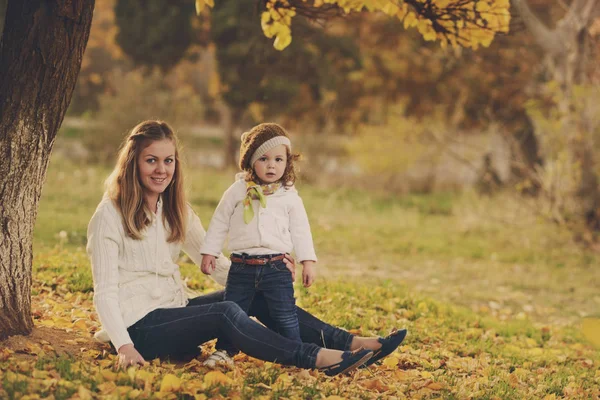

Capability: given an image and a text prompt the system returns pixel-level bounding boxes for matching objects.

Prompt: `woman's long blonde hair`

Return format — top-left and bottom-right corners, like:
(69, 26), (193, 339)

(105, 120), (186, 242)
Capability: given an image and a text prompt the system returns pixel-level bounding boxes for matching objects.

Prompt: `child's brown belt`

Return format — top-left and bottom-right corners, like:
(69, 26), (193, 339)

(229, 254), (286, 265)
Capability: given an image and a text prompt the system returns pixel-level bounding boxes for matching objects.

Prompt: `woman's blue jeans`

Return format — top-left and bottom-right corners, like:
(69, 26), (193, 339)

(127, 290), (353, 368)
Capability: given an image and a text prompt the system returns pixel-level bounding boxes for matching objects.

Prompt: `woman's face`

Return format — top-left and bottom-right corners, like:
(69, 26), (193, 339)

(137, 138), (176, 200)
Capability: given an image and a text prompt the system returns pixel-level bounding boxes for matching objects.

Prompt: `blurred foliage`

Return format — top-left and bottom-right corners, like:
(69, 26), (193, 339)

(84, 69), (203, 163)
(114, 0), (196, 72)
(70, 0), (126, 114)
(210, 0), (362, 126)
(0, 0), (6, 37)
(347, 106), (433, 188)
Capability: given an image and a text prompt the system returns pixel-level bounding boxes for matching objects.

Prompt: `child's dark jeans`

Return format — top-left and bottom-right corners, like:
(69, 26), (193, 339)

(217, 253), (301, 355)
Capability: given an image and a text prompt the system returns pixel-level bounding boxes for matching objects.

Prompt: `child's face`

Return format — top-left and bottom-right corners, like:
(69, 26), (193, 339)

(253, 144), (287, 184)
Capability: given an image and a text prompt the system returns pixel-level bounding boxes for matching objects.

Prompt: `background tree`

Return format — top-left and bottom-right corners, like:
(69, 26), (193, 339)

(513, 0), (600, 233)
(0, 0), (94, 339)
(210, 0), (361, 167)
(0, 0), (6, 35)
(70, 0), (126, 113)
(114, 0), (196, 72)
(333, 1), (564, 188)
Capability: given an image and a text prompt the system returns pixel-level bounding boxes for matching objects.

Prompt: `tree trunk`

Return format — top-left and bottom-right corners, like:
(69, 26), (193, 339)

(0, 0), (94, 339)
(221, 105), (243, 170)
(513, 0), (600, 232)
(507, 109), (542, 194)
(0, 0), (7, 38)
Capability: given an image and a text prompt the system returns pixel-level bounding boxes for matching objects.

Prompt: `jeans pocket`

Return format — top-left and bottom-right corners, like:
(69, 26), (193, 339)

(269, 260), (289, 273)
(230, 262), (247, 273)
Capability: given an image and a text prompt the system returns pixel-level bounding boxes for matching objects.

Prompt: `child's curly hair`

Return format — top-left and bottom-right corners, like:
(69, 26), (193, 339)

(239, 123), (301, 187)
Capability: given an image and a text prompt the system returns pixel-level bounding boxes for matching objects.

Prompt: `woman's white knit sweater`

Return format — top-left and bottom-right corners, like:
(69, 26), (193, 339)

(87, 196), (230, 350)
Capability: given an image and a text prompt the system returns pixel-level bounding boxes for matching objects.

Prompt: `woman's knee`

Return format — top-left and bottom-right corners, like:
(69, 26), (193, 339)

(220, 301), (244, 319)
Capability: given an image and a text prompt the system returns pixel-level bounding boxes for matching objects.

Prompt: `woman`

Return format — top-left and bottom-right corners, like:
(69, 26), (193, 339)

(88, 120), (406, 374)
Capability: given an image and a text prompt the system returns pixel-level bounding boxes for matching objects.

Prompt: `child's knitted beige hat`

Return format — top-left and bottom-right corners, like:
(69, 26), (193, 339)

(239, 123), (291, 171)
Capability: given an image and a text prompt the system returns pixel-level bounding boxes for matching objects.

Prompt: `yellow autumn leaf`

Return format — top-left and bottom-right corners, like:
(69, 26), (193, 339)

(476, 1), (491, 12)
(72, 318), (87, 330)
(97, 381), (117, 394)
(261, 11), (271, 28)
(32, 370), (49, 379)
(160, 373), (181, 392)
(273, 373), (292, 390)
(99, 369), (117, 381)
(273, 33), (292, 51)
(582, 317), (600, 348)
(427, 381), (445, 390)
(361, 378), (389, 392)
(195, 0), (204, 15)
(403, 12), (418, 29)
(383, 355), (399, 368)
(78, 385), (93, 400)
(204, 370), (232, 386)
(396, 3), (408, 19)
(381, 2), (398, 16)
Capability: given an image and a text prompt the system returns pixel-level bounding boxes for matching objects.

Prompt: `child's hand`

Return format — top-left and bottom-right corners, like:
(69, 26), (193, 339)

(201, 254), (216, 275)
(301, 261), (316, 288)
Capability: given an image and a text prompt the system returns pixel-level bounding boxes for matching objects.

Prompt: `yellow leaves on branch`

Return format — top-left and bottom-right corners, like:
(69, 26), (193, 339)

(194, 0), (214, 15)
(196, 0), (510, 51)
(261, 1), (295, 50)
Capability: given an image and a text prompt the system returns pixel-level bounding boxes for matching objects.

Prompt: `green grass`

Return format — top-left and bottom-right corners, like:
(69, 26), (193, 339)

(35, 155), (600, 326)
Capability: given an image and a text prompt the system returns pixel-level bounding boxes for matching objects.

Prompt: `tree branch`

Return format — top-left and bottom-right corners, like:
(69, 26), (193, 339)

(511, 0), (567, 55)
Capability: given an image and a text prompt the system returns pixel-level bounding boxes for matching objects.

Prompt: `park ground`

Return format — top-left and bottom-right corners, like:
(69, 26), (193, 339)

(1, 155), (599, 399)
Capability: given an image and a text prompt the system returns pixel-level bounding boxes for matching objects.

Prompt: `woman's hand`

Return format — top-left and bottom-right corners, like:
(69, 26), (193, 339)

(283, 253), (296, 281)
(117, 343), (146, 369)
(301, 261), (316, 288)
(201, 254), (216, 275)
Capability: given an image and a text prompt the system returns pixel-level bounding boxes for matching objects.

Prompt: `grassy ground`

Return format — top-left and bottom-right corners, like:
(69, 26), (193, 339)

(3, 155), (597, 399)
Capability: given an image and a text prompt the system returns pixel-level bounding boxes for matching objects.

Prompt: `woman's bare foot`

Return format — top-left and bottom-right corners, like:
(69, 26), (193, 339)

(349, 336), (382, 352)
(315, 348), (344, 368)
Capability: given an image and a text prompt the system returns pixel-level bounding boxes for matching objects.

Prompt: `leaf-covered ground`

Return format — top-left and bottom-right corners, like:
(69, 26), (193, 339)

(1, 252), (599, 399)
(2, 157), (599, 399)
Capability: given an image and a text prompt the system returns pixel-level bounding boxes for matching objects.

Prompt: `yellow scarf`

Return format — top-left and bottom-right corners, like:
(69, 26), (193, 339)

(243, 181), (282, 224)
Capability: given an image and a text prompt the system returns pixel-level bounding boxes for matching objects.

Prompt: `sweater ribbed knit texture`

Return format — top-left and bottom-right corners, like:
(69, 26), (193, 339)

(87, 196), (230, 350)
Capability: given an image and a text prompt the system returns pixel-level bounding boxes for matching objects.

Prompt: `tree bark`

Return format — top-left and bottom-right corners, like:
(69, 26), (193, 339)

(0, 0), (94, 339)
(0, 0), (7, 38)
(221, 105), (243, 170)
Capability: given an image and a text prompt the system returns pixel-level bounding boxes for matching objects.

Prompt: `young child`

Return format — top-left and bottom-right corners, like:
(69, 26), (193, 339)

(200, 123), (317, 367)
